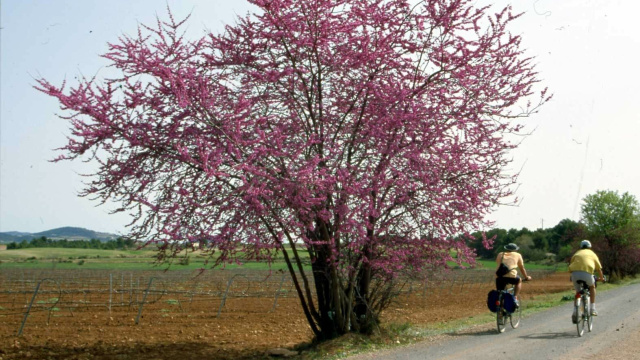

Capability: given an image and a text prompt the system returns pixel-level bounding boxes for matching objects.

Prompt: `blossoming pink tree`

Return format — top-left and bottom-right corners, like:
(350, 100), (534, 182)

(38, 0), (549, 339)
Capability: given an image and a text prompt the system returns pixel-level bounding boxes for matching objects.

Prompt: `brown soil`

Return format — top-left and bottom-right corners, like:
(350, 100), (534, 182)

(0, 272), (571, 360)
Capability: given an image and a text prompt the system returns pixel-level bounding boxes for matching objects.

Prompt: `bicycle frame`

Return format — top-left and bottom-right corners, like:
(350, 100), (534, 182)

(575, 280), (593, 337)
(496, 285), (521, 333)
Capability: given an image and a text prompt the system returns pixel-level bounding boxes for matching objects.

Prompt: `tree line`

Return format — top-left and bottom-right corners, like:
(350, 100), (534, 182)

(467, 190), (640, 281)
(6, 237), (137, 250)
(466, 218), (585, 263)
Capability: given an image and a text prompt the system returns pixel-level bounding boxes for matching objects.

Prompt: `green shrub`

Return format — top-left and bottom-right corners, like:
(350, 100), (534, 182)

(521, 248), (547, 262)
(556, 245), (573, 263)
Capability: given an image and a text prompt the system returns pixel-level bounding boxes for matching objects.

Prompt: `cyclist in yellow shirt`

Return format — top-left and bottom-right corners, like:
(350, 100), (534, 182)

(569, 240), (605, 319)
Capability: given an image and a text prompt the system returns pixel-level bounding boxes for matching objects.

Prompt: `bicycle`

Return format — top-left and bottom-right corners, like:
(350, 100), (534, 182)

(574, 276), (604, 337)
(495, 285), (521, 333)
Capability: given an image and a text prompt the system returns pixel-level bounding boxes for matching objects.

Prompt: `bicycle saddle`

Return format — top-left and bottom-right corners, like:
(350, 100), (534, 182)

(576, 280), (589, 289)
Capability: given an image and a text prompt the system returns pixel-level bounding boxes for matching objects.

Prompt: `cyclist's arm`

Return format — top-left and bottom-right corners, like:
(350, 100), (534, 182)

(517, 255), (531, 280)
(594, 254), (605, 281)
(568, 254), (575, 266)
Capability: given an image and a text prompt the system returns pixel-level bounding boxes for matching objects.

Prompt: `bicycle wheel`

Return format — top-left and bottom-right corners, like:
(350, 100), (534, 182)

(497, 304), (507, 333)
(586, 297), (593, 332)
(510, 302), (522, 328)
(576, 299), (586, 337)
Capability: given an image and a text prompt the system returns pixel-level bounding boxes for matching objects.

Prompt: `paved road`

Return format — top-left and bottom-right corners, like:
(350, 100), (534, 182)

(348, 283), (640, 360)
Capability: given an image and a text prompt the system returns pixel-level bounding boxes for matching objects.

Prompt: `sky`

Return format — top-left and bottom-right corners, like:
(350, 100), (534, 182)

(1, 0), (639, 235)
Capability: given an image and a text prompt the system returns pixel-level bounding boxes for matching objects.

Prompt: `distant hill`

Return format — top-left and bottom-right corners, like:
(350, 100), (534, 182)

(4, 231), (31, 236)
(0, 231), (33, 242)
(0, 233), (21, 243)
(0, 227), (120, 243)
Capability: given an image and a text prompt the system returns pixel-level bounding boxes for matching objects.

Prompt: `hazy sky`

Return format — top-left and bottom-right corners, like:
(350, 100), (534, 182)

(1, 0), (639, 235)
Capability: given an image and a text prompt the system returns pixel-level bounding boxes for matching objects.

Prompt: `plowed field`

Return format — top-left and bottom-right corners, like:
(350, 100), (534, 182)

(0, 272), (571, 359)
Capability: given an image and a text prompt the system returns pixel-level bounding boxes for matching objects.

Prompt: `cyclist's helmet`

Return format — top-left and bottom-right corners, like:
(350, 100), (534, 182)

(580, 240), (592, 249)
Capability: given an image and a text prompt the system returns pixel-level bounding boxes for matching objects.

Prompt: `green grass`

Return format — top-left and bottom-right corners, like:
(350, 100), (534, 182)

(0, 248), (151, 260)
(0, 248), (175, 270)
(1, 246), (564, 272)
(453, 258), (563, 272)
(0, 247), (302, 271)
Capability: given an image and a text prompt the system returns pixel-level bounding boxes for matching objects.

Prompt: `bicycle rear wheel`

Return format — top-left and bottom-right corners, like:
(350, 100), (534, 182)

(576, 299), (586, 337)
(510, 302), (522, 328)
(497, 305), (507, 333)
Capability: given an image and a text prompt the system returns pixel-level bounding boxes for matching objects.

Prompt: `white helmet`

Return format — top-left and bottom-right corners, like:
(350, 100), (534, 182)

(580, 240), (592, 249)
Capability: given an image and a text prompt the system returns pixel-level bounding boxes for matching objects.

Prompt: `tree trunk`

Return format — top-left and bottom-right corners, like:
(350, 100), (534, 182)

(354, 252), (376, 333)
(302, 220), (386, 340)
(308, 218), (355, 340)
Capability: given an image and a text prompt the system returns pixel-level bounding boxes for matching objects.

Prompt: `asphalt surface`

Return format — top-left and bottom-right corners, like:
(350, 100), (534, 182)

(347, 282), (640, 360)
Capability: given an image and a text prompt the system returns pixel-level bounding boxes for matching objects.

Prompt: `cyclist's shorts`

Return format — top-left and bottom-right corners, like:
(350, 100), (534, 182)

(571, 271), (595, 292)
(496, 276), (520, 290)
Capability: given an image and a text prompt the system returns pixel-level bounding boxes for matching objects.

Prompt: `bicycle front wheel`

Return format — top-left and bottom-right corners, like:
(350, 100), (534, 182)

(576, 300), (586, 337)
(510, 302), (522, 328)
(587, 298), (593, 332)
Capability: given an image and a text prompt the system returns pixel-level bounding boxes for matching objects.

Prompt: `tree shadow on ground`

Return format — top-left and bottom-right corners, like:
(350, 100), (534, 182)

(518, 332), (577, 340)
(443, 327), (499, 337)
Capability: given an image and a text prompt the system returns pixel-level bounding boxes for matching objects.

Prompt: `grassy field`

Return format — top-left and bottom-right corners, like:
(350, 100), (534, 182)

(0, 248), (150, 260)
(471, 258), (568, 272)
(0, 247), (295, 271)
(0, 247), (564, 273)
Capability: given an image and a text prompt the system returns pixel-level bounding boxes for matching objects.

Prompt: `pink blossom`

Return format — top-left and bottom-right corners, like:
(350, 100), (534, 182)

(37, 0), (549, 339)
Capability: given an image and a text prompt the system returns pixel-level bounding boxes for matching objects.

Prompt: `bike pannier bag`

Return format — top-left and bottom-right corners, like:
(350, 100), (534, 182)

(503, 292), (517, 313)
(487, 290), (500, 313)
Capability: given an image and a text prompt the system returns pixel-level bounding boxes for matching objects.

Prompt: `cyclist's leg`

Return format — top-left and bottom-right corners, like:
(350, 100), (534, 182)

(590, 275), (597, 305)
(571, 271), (595, 311)
(513, 277), (522, 300)
(579, 273), (597, 314)
(571, 273), (582, 321)
(571, 272), (591, 306)
(570, 273), (578, 307)
(589, 285), (597, 314)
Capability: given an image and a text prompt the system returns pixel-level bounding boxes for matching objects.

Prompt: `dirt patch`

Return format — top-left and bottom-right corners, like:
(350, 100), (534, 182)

(0, 272), (571, 359)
